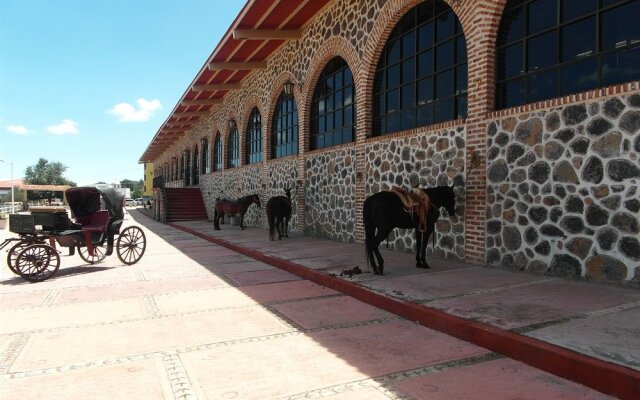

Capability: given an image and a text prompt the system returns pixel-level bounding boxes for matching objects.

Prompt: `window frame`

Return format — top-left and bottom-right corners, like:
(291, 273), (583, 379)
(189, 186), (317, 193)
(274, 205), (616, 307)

(245, 107), (263, 165)
(373, 1), (468, 136)
(310, 57), (356, 150)
(496, 0), (640, 109)
(227, 123), (240, 169)
(213, 133), (223, 172)
(271, 91), (299, 159)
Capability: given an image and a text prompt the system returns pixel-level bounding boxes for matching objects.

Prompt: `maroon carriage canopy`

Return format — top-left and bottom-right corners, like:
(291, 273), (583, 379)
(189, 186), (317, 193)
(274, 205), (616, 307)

(65, 186), (125, 220)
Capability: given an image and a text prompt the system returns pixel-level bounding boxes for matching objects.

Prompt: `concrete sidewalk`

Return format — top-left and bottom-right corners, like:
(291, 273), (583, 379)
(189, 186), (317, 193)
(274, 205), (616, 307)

(163, 213), (640, 399)
(0, 209), (637, 399)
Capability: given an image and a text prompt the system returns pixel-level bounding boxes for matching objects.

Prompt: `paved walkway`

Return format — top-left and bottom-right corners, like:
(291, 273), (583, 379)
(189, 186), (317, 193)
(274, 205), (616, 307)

(0, 209), (637, 399)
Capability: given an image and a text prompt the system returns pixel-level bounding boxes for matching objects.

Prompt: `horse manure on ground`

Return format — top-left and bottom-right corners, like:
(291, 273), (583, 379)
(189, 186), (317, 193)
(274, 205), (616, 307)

(339, 266), (362, 278)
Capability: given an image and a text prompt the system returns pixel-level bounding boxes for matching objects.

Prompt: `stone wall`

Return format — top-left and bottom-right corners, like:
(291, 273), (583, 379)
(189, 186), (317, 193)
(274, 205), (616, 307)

(486, 93), (640, 286)
(365, 128), (466, 258)
(304, 146), (356, 242)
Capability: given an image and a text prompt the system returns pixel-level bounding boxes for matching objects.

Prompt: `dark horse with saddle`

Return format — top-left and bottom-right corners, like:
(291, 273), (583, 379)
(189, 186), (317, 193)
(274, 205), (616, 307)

(363, 185), (457, 275)
(213, 194), (262, 230)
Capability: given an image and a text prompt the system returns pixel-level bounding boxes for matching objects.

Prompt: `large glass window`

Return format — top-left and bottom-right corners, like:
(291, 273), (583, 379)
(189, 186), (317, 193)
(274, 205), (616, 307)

(184, 151), (191, 185)
(497, 0), (640, 109)
(228, 123), (240, 168)
(201, 138), (210, 174)
(192, 145), (199, 185)
(272, 91), (299, 158)
(310, 57), (355, 150)
(373, 1), (467, 136)
(213, 133), (223, 171)
(245, 108), (263, 164)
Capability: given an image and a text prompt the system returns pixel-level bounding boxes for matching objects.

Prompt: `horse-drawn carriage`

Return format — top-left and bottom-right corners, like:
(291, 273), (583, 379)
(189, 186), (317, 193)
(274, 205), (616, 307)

(1, 186), (146, 282)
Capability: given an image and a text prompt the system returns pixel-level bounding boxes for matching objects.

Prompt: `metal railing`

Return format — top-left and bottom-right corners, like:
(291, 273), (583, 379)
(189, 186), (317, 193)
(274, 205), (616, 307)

(0, 204), (20, 216)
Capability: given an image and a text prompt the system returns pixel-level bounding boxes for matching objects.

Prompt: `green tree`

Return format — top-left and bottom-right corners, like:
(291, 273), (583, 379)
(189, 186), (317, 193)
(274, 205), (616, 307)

(120, 179), (144, 198)
(24, 158), (76, 186)
(23, 158), (76, 200)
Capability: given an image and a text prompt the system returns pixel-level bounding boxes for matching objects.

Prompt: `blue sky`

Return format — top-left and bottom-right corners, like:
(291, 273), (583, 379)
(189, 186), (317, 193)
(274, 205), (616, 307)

(0, 0), (244, 185)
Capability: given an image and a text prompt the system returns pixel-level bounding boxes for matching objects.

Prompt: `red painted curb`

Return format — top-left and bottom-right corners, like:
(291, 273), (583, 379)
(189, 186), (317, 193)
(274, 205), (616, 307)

(171, 224), (640, 400)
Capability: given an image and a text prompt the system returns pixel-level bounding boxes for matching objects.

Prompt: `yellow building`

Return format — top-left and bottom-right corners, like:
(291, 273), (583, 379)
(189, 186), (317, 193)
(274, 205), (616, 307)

(143, 162), (154, 199)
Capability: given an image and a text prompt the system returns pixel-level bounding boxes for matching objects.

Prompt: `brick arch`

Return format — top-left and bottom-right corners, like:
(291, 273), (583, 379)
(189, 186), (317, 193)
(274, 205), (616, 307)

(360, 0), (470, 135)
(265, 71), (299, 160)
(300, 36), (361, 152)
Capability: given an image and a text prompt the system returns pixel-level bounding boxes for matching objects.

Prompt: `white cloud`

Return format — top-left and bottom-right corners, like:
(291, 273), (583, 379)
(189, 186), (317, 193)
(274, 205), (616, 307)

(108, 98), (162, 122)
(6, 125), (29, 135)
(46, 119), (79, 135)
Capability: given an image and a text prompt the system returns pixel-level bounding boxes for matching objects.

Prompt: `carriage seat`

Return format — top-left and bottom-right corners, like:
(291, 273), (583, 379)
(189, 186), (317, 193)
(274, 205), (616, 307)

(390, 187), (431, 232)
(79, 210), (110, 233)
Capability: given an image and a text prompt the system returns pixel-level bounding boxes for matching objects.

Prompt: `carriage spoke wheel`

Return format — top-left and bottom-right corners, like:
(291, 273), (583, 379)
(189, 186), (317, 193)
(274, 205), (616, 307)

(6, 240), (32, 275)
(116, 226), (146, 265)
(15, 244), (60, 282)
(77, 245), (107, 264)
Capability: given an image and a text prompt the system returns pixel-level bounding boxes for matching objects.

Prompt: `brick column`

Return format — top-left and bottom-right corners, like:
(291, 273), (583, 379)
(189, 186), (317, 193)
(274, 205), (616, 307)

(459, 0), (506, 263)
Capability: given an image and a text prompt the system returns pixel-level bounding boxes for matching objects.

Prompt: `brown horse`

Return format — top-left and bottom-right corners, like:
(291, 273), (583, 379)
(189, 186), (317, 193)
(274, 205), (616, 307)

(213, 194), (261, 230)
(266, 185), (292, 241)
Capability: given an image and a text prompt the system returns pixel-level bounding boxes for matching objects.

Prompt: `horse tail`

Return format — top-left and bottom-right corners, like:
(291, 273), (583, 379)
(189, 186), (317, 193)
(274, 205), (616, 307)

(266, 200), (275, 240)
(363, 196), (375, 270)
(213, 206), (220, 230)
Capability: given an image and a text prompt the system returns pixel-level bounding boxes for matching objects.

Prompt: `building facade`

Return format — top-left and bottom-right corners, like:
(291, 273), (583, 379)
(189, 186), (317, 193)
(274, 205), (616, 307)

(141, 0), (640, 287)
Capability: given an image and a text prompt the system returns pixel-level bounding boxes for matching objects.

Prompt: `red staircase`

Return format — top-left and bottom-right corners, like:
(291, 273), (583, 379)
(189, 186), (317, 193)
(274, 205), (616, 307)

(165, 188), (209, 222)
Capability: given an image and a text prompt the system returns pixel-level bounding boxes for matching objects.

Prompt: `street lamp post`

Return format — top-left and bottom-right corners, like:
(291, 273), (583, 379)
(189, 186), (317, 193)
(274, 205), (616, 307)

(0, 159), (15, 213)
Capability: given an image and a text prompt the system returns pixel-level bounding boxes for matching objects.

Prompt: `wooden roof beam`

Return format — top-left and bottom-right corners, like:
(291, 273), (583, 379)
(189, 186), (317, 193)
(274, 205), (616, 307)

(232, 29), (302, 40)
(208, 61), (267, 71)
(191, 83), (242, 91)
(181, 98), (223, 106)
(172, 110), (209, 118)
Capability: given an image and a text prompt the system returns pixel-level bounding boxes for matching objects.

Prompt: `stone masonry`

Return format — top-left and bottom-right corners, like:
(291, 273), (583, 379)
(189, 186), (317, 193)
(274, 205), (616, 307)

(486, 93), (640, 285)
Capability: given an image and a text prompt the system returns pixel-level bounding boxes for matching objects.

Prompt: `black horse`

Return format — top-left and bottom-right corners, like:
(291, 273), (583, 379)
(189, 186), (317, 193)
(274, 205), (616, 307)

(363, 185), (457, 275)
(266, 185), (292, 241)
(213, 194), (261, 230)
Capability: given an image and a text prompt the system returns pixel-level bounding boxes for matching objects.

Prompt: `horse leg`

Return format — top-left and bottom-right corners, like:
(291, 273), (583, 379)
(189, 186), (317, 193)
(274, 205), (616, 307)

(239, 213), (245, 230)
(275, 216), (283, 239)
(283, 216), (290, 238)
(371, 227), (392, 275)
(268, 212), (275, 241)
(421, 225), (434, 269)
(415, 229), (424, 268)
(214, 210), (220, 230)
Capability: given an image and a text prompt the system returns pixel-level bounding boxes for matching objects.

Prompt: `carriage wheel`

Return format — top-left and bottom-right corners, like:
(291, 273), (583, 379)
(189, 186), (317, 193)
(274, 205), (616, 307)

(77, 245), (107, 264)
(6, 241), (31, 275)
(15, 244), (60, 282)
(116, 226), (146, 265)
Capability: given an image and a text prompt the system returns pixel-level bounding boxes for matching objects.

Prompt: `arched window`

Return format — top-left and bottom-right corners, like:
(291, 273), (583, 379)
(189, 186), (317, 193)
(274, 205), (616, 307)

(201, 138), (209, 174)
(246, 107), (263, 164)
(192, 145), (199, 185)
(180, 154), (185, 183)
(184, 150), (191, 185)
(374, 1), (467, 136)
(173, 157), (178, 181)
(272, 91), (299, 158)
(213, 132), (223, 171)
(228, 122), (239, 168)
(497, 0), (640, 109)
(310, 57), (355, 150)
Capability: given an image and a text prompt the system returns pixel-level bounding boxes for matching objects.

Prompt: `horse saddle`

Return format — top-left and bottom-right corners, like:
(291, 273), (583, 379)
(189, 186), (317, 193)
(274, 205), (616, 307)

(390, 186), (431, 232)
